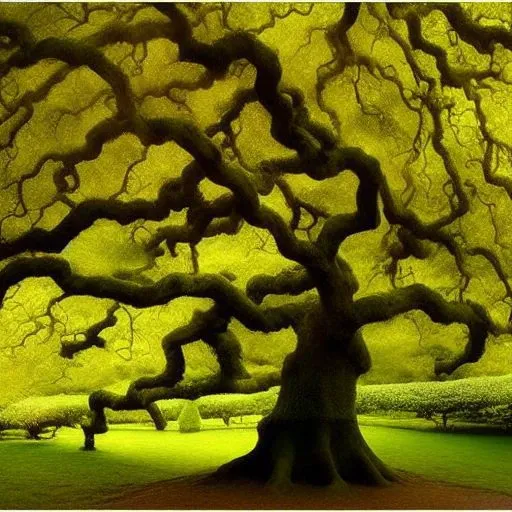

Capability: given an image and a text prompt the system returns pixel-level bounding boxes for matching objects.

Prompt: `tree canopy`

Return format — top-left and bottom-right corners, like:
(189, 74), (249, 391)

(1, 2), (512, 411)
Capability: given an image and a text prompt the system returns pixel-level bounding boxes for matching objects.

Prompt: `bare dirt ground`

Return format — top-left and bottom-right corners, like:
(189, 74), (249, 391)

(101, 471), (512, 509)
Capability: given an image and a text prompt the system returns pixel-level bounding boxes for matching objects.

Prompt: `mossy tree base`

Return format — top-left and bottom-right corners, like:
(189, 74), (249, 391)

(215, 416), (397, 488)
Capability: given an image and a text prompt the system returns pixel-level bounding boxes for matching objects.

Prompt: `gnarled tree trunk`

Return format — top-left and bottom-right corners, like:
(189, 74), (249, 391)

(216, 306), (397, 488)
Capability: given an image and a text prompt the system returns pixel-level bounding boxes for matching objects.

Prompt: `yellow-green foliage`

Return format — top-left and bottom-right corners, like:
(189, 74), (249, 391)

(104, 404), (186, 425)
(193, 377), (512, 424)
(2, 3), (512, 408)
(0, 395), (189, 435)
(2, 376), (511, 436)
(177, 401), (202, 433)
(357, 374), (512, 415)
(154, 400), (188, 422)
(455, 405), (512, 429)
(361, 311), (465, 384)
(0, 395), (88, 434)
(195, 387), (280, 422)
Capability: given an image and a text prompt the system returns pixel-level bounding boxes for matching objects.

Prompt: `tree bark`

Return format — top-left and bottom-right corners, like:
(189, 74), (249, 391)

(81, 426), (96, 451)
(215, 308), (397, 488)
(147, 403), (167, 431)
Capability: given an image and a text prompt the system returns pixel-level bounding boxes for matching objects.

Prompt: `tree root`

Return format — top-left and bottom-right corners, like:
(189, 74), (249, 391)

(214, 417), (397, 488)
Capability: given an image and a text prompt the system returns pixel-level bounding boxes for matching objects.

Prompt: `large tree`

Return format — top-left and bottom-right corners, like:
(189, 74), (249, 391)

(1, 2), (512, 487)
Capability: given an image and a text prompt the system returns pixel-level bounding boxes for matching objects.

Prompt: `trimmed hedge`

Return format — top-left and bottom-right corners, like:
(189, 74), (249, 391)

(356, 374), (512, 417)
(356, 374), (512, 430)
(2, 376), (512, 437)
(109, 400), (188, 424)
(0, 395), (88, 438)
(0, 395), (189, 438)
(195, 387), (279, 425)
(190, 377), (512, 428)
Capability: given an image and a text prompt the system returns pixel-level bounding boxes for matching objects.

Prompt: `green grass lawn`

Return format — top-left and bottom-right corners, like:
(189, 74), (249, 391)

(362, 426), (512, 495)
(0, 423), (511, 509)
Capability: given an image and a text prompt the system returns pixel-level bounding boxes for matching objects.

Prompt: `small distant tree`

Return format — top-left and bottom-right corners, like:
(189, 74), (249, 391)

(1, 3), (512, 487)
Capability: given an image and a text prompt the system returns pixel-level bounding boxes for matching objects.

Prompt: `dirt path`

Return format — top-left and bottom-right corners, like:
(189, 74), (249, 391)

(101, 471), (512, 509)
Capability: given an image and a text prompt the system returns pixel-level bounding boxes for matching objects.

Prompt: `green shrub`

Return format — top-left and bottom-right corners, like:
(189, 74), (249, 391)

(356, 374), (512, 416)
(177, 401), (202, 433)
(2, 375), (511, 437)
(105, 400), (187, 425)
(453, 404), (512, 430)
(195, 387), (279, 424)
(0, 395), (88, 438)
(158, 399), (188, 421)
(105, 409), (155, 424)
(356, 374), (512, 430)
(0, 395), (189, 437)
